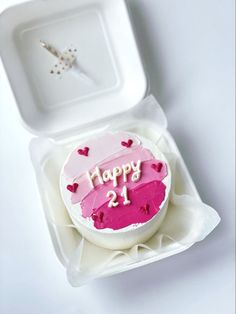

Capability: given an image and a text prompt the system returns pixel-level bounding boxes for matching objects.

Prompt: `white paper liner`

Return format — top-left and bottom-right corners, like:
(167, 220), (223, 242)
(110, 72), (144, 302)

(42, 152), (220, 286)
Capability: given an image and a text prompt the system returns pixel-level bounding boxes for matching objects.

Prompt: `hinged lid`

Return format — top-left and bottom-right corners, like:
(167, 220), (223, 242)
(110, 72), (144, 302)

(0, 0), (147, 137)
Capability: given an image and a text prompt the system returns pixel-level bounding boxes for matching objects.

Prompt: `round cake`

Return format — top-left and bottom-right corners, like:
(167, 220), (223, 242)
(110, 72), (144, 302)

(60, 132), (171, 250)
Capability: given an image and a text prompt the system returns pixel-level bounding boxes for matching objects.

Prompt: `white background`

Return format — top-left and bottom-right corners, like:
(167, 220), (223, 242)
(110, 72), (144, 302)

(0, 0), (235, 313)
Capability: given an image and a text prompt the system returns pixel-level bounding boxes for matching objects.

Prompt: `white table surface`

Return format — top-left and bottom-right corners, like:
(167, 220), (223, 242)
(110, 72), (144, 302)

(0, 0), (235, 313)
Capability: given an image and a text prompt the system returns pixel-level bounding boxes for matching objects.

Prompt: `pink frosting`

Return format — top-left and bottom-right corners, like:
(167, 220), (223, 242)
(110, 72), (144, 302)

(80, 158), (168, 217)
(70, 146), (162, 204)
(62, 132), (169, 231)
(64, 132), (140, 179)
(90, 181), (166, 230)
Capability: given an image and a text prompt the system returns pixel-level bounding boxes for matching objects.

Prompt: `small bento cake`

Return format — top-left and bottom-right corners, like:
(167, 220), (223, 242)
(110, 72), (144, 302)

(60, 132), (171, 250)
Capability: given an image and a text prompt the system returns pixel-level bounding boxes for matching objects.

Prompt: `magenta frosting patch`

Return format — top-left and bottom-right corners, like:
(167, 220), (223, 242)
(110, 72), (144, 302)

(91, 181), (166, 230)
(64, 133), (168, 231)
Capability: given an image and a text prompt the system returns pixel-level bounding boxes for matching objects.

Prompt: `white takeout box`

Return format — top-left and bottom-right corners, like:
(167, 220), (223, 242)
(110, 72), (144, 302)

(0, 0), (220, 286)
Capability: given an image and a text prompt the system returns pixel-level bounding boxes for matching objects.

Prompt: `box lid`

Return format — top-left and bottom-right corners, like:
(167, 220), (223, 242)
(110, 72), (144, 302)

(0, 0), (147, 137)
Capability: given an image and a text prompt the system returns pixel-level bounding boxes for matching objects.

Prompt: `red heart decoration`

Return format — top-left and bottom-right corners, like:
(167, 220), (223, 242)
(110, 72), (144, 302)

(99, 212), (104, 223)
(78, 147), (89, 157)
(121, 139), (133, 148)
(67, 183), (79, 193)
(151, 163), (163, 173)
(91, 212), (104, 223)
(91, 213), (98, 222)
(140, 204), (150, 214)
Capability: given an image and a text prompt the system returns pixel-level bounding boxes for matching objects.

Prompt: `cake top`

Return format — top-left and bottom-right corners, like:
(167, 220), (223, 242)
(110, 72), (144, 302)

(60, 132), (170, 231)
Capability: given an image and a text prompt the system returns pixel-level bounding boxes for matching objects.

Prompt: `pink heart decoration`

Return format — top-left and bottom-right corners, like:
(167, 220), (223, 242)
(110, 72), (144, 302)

(78, 147), (89, 157)
(140, 204), (150, 215)
(92, 212), (104, 223)
(121, 139), (133, 148)
(67, 183), (79, 193)
(151, 163), (163, 173)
